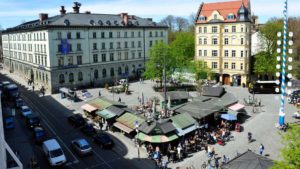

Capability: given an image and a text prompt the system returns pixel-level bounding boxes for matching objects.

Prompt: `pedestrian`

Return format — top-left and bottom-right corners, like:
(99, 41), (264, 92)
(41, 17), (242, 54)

(99, 90), (101, 96)
(177, 144), (182, 161)
(99, 121), (103, 130)
(32, 85), (35, 91)
(214, 156), (219, 169)
(118, 97), (121, 102)
(259, 144), (264, 155)
(222, 155), (228, 165)
(27, 79), (30, 85)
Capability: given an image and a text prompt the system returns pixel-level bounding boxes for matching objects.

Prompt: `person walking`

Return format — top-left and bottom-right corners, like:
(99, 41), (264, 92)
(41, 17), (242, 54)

(118, 97), (121, 103)
(32, 85), (35, 91)
(99, 90), (101, 96)
(177, 144), (182, 161)
(98, 120), (103, 130)
(259, 144), (264, 155)
(214, 156), (219, 169)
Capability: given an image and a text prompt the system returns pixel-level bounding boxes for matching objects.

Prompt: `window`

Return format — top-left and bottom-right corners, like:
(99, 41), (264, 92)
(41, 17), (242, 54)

(199, 38), (202, 45)
(93, 43), (97, 50)
(94, 70), (99, 79)
(131, 41), (135, 48)
(67, 32), (72, 39)
(231, 63), (236, 69)
(125, 42), (128, 48)
(199, 16), (206, 21)
(93, 54), (98, 63)
(224, 26), (229, 33)
(58, 57), (64, 66)
(240, 63), (244, 70)
(204, 27), (207, 33)
(224, 62), (228, 69)
(102, 69), (107, 78)
(59, 74), (65, 84)
(232, 26), (236, 32)
(138, 31), (141, 37)
(118, 52), (121, 60)
(110, 42), (113, 49)
(125, 65), (129, 73)
(78, 72), (83, 81)
(132, 52), (135, 59)
(57, 44), (62, 52)
(69, 73), (74, 82)
(227, 14), (234, 20)
(93, 32), (97, 38)
(204, 50), (207, 56)
(241, 38), (244, 45)
(117, 42), (121, 49)
(77, 55), (82, 65)
(67, 56), (73, 65)
(101, 43), (105, 49)
(155, 31), (158, 37)
(212, 26), (218, 33)
(214, 14), (217, 19)
(109, 53), (114, 61)
(118, 67), (122, 75)
(224, 38), (229, 45)
(117, 32), (120, 38)
(225, 50), (229, 57)
(102, 54), (106, 62)
(212, 38), (218, 45)
(212, 62), (218, 69)
(101, 32), (105, 38)
(204, 38), (207, 44)
(125, 52), (128, 60)
(76, 32), (80, 39)
(241, 27), (244, 32)
(212, 50), (218, 57)
(199, 50), (202, 56)
(109, 32), (113, 38)
(110, 68), (115, 77)
(149, 41), (152, 47)
(160, 31), (163, 37)
(199, 27), (202, 33)
(149, 32), (152, 37)
(241, 51), (244, 57)
(245, 50), (248, 58)
(232, 50), (236, 57)
(138, 41), (142, 48)
(131, 31), (134, 38)
(245, 63), (248, 70)
(124, 32), (128, 38)
(138, 52), (142, 58)
(57, 32), (62, 39)
(76, 44), (81, 51)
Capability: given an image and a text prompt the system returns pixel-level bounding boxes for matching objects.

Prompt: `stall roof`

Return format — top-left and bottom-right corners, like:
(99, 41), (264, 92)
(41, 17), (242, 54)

(171, 113), (196, 129)
(106, 106), (125, 116)
(116, 112), (145, 129)
(96, 109), (116, 119)
(202, 86), (225, 97)
(160, 91), (189, 100)
(113, 122), (133, 134)
(138, 119), (176, 135)
(221, 150), (274, 169)
(87, 97), (127, 110)
(175, 124), (197, 136)
(81, 104), (97, 112)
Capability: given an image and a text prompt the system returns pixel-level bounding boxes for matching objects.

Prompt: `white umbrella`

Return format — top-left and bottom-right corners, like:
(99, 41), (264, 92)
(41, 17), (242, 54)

(152, 99), (156, 114)
(168, 95), (171, 110)
(141, 92), (144, 105)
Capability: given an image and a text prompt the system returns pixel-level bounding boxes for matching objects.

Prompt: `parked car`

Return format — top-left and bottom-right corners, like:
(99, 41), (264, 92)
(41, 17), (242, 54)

(20, 105), (32, 117)
(15, 98), (24, 108)
(93, 133), (114, 149)
(82, 92), (93, 99)
(68, 114), (86, 127)
(33, 127), (47, 144)
(26, 114), (41, 129)
(71, 138), (92, 156)
(42, 139), (66, 166)
(288, 90), (300, 104)
(81, 123), (97, 136)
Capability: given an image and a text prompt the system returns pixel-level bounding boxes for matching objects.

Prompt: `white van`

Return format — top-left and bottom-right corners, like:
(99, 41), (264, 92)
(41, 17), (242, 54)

(42, 139), (66, 166)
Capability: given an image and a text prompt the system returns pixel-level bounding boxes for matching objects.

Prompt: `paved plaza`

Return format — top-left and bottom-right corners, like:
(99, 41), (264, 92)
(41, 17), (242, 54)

(2, 68), (299, 169)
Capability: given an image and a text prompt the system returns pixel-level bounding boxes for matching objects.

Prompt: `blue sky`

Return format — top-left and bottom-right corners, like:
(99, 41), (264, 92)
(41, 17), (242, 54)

(0, 0), (299, 29)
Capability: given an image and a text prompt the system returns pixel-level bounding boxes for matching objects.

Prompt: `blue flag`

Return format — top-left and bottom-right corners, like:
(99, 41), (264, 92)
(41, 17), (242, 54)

(61, 39), (69, 55)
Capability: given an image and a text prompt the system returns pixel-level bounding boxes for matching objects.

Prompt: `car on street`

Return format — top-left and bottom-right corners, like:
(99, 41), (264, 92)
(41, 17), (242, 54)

(15, 98), (24, 108)
(26, 114), (41, 129)
(71, 138), (92, 157)
(82, 91), (93, 99)
(42, 139), (67, 166)
(288, 90), (300, 104)
(33, 127), (47, 144)
(68, 114), (86, 127)
(93, 133), (114, 149)
(20, 105), (32, 117)
(81, 123), (97, 136)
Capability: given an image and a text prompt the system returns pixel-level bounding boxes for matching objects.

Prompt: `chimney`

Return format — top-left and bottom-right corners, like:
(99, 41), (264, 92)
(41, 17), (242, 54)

(39, 13), (48, 22)
(120, 13), (128, 25)
(73, 2), (81, 13)
(60, 6), (66, 15)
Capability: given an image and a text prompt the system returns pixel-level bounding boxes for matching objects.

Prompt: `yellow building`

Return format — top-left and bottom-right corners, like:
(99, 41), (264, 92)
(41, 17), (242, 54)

(195, 0), (251, 86)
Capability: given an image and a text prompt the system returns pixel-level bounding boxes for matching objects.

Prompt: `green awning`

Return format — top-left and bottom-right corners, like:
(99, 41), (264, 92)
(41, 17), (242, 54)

(171, 113), (196, 129)
(96, 109), (116, 119)
(116, 112), (145, 129)
(136, 132), (178, 143)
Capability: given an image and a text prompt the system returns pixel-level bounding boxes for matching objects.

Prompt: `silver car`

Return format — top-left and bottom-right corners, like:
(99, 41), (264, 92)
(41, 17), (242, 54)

(71, 138), (92, 157)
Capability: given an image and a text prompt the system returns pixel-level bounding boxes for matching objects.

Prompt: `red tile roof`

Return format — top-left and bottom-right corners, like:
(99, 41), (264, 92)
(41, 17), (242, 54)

(196, 0), (249, 23)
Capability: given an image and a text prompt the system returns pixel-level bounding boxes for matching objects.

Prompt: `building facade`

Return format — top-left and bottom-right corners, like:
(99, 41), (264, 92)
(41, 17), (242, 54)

(195, 0), (251, 86)
(1, 3), (168, 93)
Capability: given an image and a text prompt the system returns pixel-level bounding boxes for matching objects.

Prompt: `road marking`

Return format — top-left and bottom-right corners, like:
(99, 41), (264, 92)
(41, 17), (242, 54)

(22, 93), (80, 164)
(92, 150), (114, 169)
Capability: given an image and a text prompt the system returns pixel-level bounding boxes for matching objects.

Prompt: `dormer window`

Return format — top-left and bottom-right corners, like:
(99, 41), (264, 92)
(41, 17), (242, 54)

(214, 14), (217, 19)
(90, 20), (95, 25)
(227, 14), (235, 20)
(199, 16), (206, 21)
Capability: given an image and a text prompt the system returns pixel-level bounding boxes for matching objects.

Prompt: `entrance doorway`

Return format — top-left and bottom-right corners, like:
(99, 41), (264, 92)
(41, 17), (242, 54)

(222, 74), (230, 85)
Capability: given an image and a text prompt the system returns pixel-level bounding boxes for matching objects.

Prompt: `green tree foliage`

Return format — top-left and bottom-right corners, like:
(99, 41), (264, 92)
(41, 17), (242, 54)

(143, 41), (173, 87)
(189, 60), (214, 80)
(254, 19), (283, 76)
(170, 32), (195, 71)
(271, 124), (300, 169)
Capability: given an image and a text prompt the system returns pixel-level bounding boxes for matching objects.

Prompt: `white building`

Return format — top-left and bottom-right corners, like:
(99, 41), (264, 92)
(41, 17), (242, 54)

(1, 3), (168, 93)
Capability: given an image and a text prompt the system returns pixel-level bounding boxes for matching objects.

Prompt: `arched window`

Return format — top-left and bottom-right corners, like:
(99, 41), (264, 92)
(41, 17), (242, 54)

(59, 74), (65, 84)
(110, 68), (115, 77)
(125, 65), (129, 73)
(118, 67), (122, 75)
(78, 72), (83, 81)
(69, 73), (74, 82)
(102, 69), (107, 78)
(94, 69), (98, 79)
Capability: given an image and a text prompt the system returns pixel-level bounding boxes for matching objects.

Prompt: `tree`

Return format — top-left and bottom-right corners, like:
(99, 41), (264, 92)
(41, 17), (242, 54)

(175, 17), (189, 32)
(189, 60), (214, 81)
(170, 31), (195, 71)
(143, 41), (174, 87)
(160, 15), (175, 31)
(271, 124), (300, 169)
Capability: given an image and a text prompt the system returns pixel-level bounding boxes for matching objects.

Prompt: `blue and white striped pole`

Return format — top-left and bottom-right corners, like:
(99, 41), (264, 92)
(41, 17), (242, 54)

(279, 0), (288, 125)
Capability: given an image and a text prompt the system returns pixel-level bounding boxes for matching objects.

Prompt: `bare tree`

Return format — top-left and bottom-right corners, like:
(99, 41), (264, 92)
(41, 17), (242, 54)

(0, 25), (3, 63)
(175, 17), (189, 32)
(159, 15), (175, 31)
